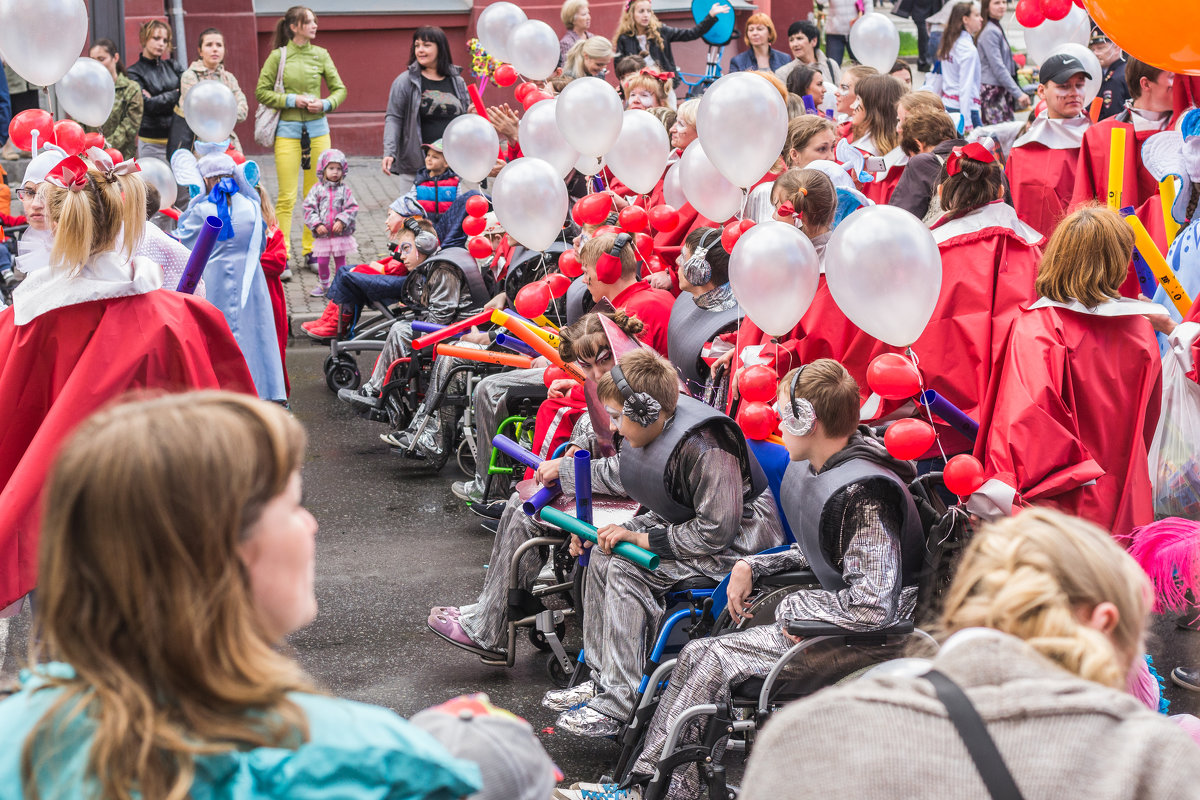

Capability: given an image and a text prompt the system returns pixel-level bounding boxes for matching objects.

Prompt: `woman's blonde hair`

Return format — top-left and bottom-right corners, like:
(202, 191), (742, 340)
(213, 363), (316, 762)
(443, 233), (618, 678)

(256, 184), (279, 230)
(1036, 205), (1132, 307)
(614, 0), (663, 53)
(560, 0), (589, 29)
(852, 74), (905, 154)
(786, 114), (837, 164)
(938, 508), (1151, 689)
(25, 392), (313, 800)
(564, 35), (614, 76)
(42, 168), (147, 274)
(899, 89), (945, 116)
(623, 70), (670, 105)
(138, 19), (173, 48)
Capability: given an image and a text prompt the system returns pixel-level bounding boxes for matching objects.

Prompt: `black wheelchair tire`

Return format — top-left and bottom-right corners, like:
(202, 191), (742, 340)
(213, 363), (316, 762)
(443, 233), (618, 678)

(324, 355), (361, 392)
(528, 622), (568, 653)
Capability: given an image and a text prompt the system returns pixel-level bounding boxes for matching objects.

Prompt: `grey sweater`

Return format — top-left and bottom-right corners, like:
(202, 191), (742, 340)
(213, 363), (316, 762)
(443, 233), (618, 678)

(977, 22), (1024, 103)
(741, 630), (1200, 799)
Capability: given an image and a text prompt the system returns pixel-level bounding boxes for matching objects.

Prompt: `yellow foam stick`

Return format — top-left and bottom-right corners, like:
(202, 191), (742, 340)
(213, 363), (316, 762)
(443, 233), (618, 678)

(1160, 177), (1182, 249)
(490, 309), (559, 348)
(534, 314), (560, 332)
(1107, 127), (1126, 210)
(1126, 215), (1193, 315)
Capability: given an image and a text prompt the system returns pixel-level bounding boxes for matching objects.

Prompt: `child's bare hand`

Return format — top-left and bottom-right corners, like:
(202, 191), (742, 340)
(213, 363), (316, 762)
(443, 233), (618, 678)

(332, 220), (345, 235)
(315, 224), (328, 236)
(461, 326), (491, 346)
(547, 378), (576, 399)
(568, 534), (591, 557)
(535, 457), (562, 486)
(646, 271), (673, 290)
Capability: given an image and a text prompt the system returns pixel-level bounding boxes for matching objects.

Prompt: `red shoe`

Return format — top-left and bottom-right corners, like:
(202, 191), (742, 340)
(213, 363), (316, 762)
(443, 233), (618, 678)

(302, 300), (341, 340)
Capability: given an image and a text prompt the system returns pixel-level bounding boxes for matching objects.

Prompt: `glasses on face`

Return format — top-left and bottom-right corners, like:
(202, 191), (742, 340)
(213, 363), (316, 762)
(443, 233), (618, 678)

(15, 188), (35, 200)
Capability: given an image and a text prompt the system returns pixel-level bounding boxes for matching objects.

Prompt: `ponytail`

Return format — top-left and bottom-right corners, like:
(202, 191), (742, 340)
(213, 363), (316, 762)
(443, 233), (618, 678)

(790, 169), (836, 235)
(938, 155), (1004, 219)
(45, 168), (146, 273)
(274, 6), (314, 49)
(46, 182), (95, 274)
(117, 172), (147, 261)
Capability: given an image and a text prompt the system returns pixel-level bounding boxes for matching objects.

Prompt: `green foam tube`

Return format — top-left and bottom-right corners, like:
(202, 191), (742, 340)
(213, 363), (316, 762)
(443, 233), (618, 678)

(538, 506), (659, 571)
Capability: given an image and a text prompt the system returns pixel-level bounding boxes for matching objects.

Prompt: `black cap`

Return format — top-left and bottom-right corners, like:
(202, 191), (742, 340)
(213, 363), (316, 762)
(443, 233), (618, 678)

(1040, 53), (1093, 85)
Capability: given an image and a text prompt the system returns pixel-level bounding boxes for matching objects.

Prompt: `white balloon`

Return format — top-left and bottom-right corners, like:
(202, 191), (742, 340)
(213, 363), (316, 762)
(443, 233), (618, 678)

(1022, 5), (1089, 65)
(492, 157), (569, 251)
(576, 153), (606, 176)
(678, 140), (742, 222)
(0, 0), (88, 87)
(183, 80), (239, 143)
(508, 19), (560, 81)
(848, 13), (901, 74)
(662, 160), (685, 208)
(825, 205), (942, 347)
(476, 1), (527, 64)
(607, 110), (670, 195)
(519, 99), (579, 178)
(555, 76), (624, 158)
(56, 57), (115, 127)
(729, 222), (820, 337)
(1047, 42), (1103, 105)
(139, 157), (178, 212)
(442, 114), (501, 183)
(696, 72), (788, 188)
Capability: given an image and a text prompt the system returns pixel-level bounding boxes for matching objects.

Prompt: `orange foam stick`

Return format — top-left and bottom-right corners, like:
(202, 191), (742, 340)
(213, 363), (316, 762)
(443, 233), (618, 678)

(1088, 97), (1103, 123)
(436, 343), (533, 369)
(493, 310), (586, 383)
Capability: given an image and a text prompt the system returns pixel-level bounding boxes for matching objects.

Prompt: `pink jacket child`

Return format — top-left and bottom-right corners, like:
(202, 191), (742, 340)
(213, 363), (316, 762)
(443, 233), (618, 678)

(302, 148), (360, 296)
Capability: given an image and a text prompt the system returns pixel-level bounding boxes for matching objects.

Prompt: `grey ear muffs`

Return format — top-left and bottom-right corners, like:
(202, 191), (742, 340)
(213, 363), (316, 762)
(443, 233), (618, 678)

(403, 217), (440, 255)
(780, 364), (816, 437)
(682, 228), (718, 286)
(611, 363), (662, 427)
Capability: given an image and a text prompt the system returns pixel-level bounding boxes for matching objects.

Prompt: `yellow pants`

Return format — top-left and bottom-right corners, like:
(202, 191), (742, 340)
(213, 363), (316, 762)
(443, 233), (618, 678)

(274, 132), (331, 258)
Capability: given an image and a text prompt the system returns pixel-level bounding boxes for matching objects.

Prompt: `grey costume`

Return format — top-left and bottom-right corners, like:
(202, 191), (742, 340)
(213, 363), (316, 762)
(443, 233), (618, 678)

(584, 419), (785, 722)
(628, 432), (919, 800)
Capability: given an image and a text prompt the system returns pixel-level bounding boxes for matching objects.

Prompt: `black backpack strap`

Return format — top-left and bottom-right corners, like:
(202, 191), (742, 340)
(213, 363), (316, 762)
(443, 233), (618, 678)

(924, 670), (1025, 800)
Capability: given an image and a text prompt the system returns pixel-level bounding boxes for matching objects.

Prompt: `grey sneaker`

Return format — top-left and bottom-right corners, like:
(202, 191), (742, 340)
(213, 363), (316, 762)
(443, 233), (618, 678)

(452, 478), (485, 504)
(338, 387), (381, 411)
(542, 679), (597, 712)
(280, 268), (293, 281)
(556, 705), (621, 738)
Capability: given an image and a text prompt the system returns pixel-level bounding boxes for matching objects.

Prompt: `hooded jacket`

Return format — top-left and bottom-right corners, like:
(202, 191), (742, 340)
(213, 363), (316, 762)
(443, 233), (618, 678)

(302, 149), (358, 238)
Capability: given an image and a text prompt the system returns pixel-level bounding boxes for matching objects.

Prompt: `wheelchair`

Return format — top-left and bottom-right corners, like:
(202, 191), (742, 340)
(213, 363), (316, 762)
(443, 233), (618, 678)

(321, 299), (405, 394)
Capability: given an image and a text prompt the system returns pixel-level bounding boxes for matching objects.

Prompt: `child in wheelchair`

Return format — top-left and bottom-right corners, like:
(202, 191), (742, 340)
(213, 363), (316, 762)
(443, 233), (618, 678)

(560, 359), (924, 800)
(549, 350), (784, 741)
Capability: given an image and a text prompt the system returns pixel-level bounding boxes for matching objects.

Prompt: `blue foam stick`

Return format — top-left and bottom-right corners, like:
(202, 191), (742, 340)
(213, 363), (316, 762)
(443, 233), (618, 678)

(522, 484), (562, 515)
(492, 434), (542, 471)
(495, 333), (538, 357)
(575, 450), (593, 566)
(176, 216), (221, 294)
(918, 390), (980, 442)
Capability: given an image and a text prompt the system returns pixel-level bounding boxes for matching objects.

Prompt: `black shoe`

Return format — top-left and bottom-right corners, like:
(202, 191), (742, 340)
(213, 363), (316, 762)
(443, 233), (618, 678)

(1171, 667), (1200, 691)
(480, 518), (500, 534)
(469, 499), (507, 519)
(917, 62), (932, 73)
(338, 387), (381, 411)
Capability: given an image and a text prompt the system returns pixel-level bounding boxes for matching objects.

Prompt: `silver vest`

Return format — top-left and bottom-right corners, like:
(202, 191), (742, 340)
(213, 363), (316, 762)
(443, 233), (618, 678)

(667, 293), (743, 387)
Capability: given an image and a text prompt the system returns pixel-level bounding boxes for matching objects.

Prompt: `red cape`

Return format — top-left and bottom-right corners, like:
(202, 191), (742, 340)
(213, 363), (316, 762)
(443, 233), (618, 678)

(973, 303), (1161, 539)
(860, 164), (905, 206)
(260, 226), (290, 395)
(611, 280), (675, 357)
(1006, 143), (1079, 239)
(0, 292), (256, 607)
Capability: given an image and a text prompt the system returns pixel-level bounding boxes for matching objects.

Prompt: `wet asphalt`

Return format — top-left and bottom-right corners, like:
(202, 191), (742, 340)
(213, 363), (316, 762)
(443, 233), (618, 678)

(4, 343), (1200, 787)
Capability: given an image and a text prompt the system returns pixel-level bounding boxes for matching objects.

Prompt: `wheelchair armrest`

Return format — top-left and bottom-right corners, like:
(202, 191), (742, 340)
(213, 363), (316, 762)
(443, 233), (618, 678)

(785, 619), (915, 639)
(757, 569), (819, 588)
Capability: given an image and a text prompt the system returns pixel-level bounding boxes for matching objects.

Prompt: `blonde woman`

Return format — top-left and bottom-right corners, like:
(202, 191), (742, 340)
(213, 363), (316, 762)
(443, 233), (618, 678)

(614, 0), (731, 76)
(559, 0), (594, 65)
(0, 393), (483, 798)
(563, 35), (615, 79)
(742, 508), (1200, 798)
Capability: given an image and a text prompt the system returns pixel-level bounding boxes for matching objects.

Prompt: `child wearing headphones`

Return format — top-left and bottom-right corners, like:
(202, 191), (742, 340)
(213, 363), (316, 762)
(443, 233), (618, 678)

(669, 227), (741, 406)
(578, 232), (675, 356)
(548, 349), (783, 741)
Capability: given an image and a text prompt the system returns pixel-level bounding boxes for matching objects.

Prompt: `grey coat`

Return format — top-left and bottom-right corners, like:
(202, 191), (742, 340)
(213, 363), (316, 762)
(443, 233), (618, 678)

(382, 63), (470, 176)
(977, 22), (1024, 103)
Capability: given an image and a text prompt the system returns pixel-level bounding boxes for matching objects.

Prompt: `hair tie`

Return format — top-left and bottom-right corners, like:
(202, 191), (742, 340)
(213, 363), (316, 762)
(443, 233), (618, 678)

(776, 201), (796, 219)
(86, 146), (140, 183)
(797, 187), (808, 196)
(44, 155), (90, 192)
(640, 68), (675, 83)
(945, 140), (996, 177)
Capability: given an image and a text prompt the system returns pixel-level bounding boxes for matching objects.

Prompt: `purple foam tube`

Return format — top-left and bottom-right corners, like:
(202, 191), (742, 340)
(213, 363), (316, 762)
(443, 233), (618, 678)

(411, 320), (464, 337)
(495, 333), (539, 357)
(522, 484), (562, 515)
(491, 434), (543, 471)
(176, 216), (222, 294)
(918, 390), (980, 442)
(575, 450), (593, 565)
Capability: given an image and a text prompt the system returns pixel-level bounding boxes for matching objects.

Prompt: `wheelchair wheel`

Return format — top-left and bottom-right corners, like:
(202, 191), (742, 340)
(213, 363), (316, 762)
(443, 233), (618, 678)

(456, 438), (475, 477)
(546, 652), (575, 688)
(528, 622), (568, 652)
(324, 354), (360, 392)
(709, 585), (796, 636)
(383, 391), (414, 431)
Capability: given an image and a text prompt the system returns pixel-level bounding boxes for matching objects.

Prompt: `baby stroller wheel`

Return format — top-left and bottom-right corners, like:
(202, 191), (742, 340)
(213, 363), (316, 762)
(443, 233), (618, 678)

(456, 438), (475, 478)
(528, 621), (568, 652)
(324, 355), (360, 392)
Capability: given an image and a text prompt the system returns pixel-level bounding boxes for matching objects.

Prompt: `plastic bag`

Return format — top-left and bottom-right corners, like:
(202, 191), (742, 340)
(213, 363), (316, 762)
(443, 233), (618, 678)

(1149, 346), (1200, 520)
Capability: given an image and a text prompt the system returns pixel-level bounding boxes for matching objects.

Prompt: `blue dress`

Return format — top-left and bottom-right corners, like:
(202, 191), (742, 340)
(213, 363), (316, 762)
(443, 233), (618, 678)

(177, 191), (288, 401)
(1155, 218), (1200, 323)
(0, 663), (482, 799)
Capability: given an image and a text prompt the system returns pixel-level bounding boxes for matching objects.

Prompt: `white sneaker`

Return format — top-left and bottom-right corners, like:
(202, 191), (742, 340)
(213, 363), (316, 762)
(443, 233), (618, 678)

(542, 679), (597, 712)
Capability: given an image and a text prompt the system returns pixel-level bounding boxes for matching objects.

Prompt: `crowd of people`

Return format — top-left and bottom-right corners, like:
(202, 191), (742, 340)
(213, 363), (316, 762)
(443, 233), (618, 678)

(1, 1), (1200, 798)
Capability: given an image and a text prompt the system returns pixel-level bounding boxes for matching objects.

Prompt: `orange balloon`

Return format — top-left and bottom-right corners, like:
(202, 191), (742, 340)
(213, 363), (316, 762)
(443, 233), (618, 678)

(1085, 0), (1200, 75)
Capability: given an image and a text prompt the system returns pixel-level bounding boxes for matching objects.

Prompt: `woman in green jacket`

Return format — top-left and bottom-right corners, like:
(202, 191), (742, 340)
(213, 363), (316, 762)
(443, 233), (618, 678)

(86, 39), (144, 162)
(256, 5), (347, 262)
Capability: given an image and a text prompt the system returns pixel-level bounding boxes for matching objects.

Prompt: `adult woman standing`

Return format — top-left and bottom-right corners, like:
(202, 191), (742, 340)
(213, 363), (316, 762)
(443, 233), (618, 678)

(0, 393), (483, 799)
(86, 39), (143, 162)
(823, 0), (861, 66)
(559, 0), (594, 65)
(256, 5), (347, 262)
(382, 26), (468, 198)
(938, 1), (983, 131)
(170, 27), (249, 156)
(125, 19), (183, 161)
(728, 13), (790, 73)
(977, 0), (1030, 124)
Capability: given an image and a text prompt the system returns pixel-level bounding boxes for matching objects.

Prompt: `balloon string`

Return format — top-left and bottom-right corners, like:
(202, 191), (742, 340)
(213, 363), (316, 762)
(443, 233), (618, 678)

(907, 346), (950, 466)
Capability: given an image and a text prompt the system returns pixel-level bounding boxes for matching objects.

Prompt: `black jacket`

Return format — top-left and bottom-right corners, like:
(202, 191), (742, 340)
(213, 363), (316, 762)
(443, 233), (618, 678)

(888, 138), (965, 220)
(125, 56), (182, 140)
(615, 14), (718, 76)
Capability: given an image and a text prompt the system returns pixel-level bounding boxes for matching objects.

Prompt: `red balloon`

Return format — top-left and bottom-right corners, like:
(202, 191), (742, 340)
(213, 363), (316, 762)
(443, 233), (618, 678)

(83, 131), (106, 151)
(721, 220), (746, 253)
(618, 205), (649, 233)
(739, 365), (779, 403)
(53, 120), (86, 155)
(633, 231), (654, 256)
(514, 280), (552, 318)
(737, 401), (780, 441)
(643, 254), (667, 274)
(104, 147), (123, 164)
(545, 272), (572, 297)
(944, 454), (986, 497)
(465, 194), (490, 217)
(571, 193), (613, 226)
(1039, 0), (1071, 20)
(648, 204), (680, 232)
(866, 353), (922, 400)
(522, 90), (552, 109)
(8, 109), (54, 152)
(463, 215), (487, 236)
(227, 148), (246, 165)
(1014, 0), (1045, 27)
(558, 249), (583, 278)
(494, 64), (518, 87)
(514, 82), (538, 103)
(884, 419), (937, 461)
(468, 236), (494, 259)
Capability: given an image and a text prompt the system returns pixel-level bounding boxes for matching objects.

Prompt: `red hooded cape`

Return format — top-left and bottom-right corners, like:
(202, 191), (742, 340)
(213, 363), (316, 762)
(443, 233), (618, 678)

(1007, 143), (1080, 239)
(0, 292), (256, 607)
(972, 300), (1162, 539)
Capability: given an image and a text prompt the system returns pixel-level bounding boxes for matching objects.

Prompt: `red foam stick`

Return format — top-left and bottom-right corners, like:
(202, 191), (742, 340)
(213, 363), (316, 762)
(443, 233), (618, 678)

(468, 84), (490, 119)
(411, 309), (494, 350)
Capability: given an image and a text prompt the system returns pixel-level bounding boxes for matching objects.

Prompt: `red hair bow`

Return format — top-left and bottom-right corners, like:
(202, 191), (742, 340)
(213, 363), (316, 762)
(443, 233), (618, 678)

(44, 155), (90, 192)
(776, 201), (797, 219)
(640, 68), (675, 83)
(945, 141), (995, 177)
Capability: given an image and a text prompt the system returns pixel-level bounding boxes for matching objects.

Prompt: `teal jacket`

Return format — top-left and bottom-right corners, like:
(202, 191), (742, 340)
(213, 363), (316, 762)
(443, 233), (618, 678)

(0, 664), (482, 800)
